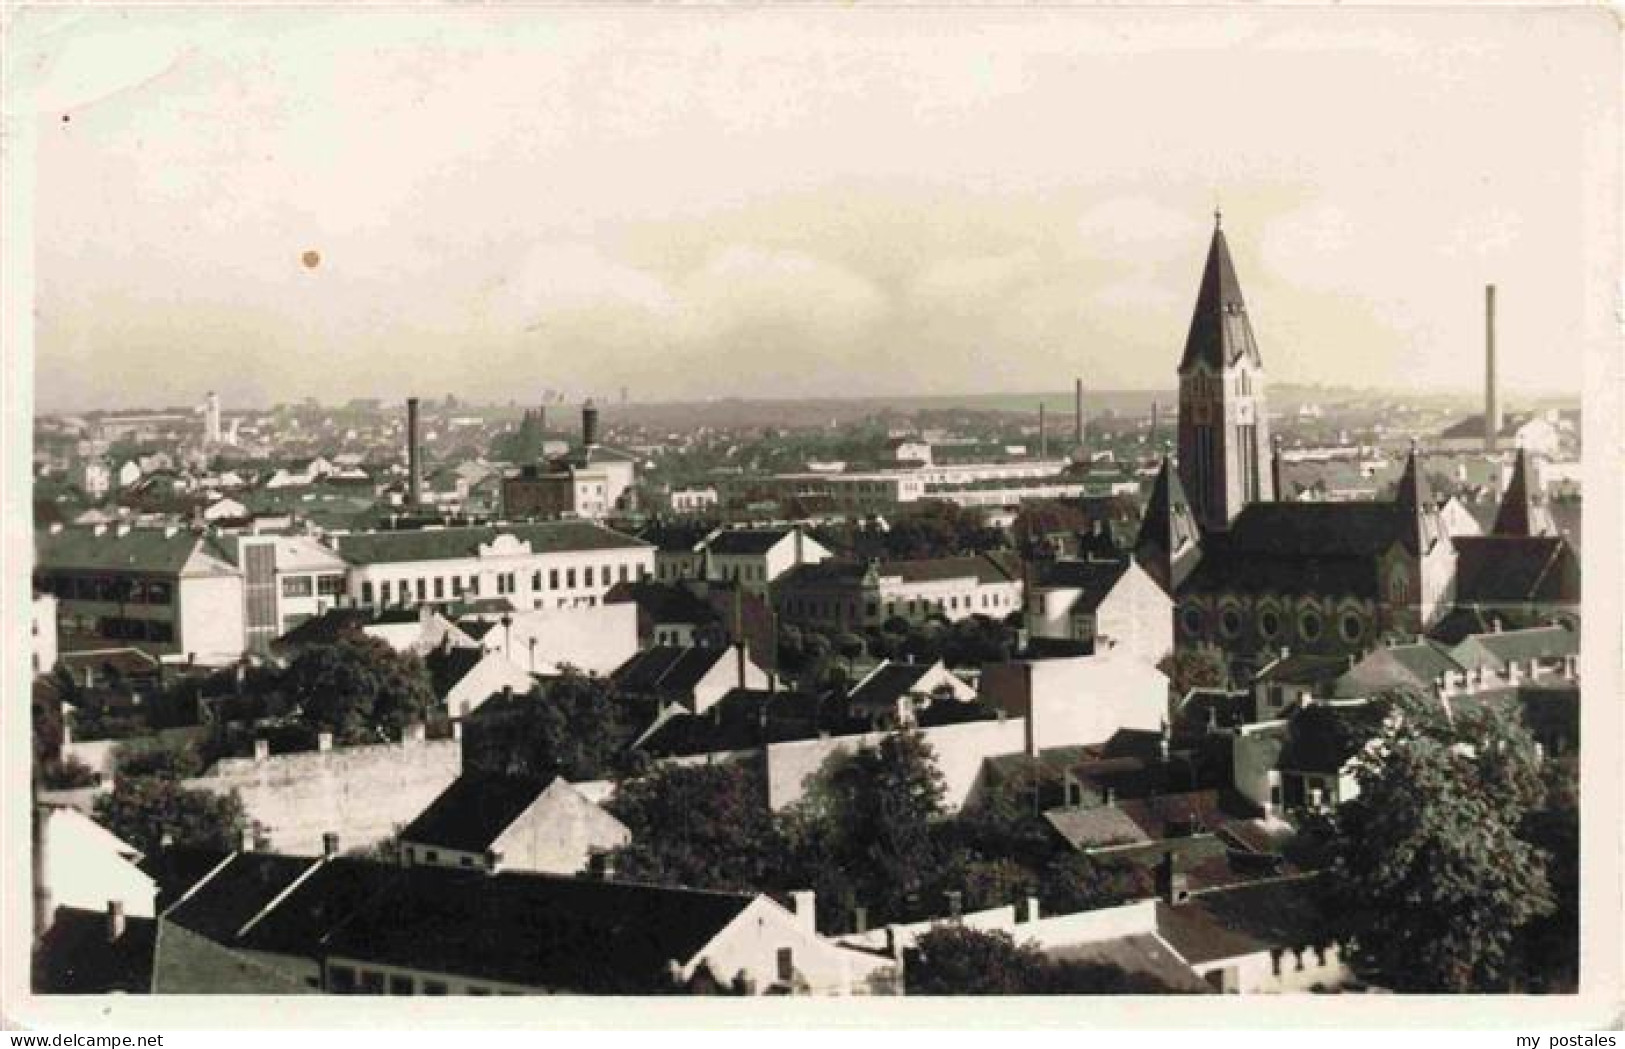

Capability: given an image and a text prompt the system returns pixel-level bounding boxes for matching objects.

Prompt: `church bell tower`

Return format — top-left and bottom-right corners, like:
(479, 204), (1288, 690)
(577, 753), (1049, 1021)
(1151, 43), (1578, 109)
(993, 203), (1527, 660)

(1177, 212), (1275, 532)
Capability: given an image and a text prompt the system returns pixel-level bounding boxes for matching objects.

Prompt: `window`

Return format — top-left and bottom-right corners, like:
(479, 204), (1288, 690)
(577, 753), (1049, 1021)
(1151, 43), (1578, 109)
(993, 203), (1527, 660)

(550, 569), (560, 590)
(452, 577), (463, 596)
(362, 581), (375, 605)
(1340, 612), (1363, 643)
(423, 981), (449, 996)
(388, 975), (414, 996)
(1259, 609), (1281, 638)
(434, 577), (445, 600)
(460, 856), (474, 868)
(468, 987), (491, 997)
(1220, 608), (1242, 638)
(381, 581), (392, 604)
(282, 576), (314, 599)
(1181, 606), (1203, 637)
(585, 567), (594, 587)
(777, 947), (794, 982)
(359, 970), (385, 995)
(416, 578), (426, 601)
(1299, 610), (1323, 642)
(619, 565), (629, 583)
(426, 850), (440, 863)
(329, 966), (357, 994)
(318, 574), (344, 596)
(566, 568), (576, 588)
(532, 571), (542, 590)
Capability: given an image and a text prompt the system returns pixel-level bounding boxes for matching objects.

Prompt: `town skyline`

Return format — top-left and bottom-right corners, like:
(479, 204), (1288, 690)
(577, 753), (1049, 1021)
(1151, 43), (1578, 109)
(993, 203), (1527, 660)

(24, 8), (1611, 413)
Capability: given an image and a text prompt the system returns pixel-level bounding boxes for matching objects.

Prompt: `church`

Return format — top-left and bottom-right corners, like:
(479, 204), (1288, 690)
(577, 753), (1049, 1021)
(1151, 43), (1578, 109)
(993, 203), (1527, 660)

(1135, 215), (1579, 674)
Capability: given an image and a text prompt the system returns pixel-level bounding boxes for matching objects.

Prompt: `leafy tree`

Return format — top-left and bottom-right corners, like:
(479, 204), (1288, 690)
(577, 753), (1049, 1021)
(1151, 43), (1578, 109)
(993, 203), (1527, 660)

(1035, 853), (1150, 915)
(42, 756), (99, 790)
(1328, 691), (1554, 992)
(1515, 759), (1579, 992)
(1157, 646), (1228, 696)
(606, 759), (784, 892)
(94, 777), (246, 855)
(115, 739), (205, 780)
(907, 925), (1041, 994)
(463, 671), (650, 782)
(283, 636), (435, 744)
(800, 728), (946, 922)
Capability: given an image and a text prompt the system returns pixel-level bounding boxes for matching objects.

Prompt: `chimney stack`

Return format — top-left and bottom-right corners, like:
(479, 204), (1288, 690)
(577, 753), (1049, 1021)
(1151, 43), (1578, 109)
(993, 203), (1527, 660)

(582, 399), (600, 449)
(106, 900), (126, 943)
(1485, 285), (1500, 453)
(407, 397), (423, 506)
(1074, 378), (1085, 450)
(322, 832), (339, 858)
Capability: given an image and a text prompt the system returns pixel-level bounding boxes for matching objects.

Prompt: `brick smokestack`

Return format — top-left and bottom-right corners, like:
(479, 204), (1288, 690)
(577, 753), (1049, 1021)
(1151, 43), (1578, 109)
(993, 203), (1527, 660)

(1074, 378), (1085, 450)
(582, 399), (600, 448)
(406, 397), (422, 506)
(1485, 284), (1499, 453)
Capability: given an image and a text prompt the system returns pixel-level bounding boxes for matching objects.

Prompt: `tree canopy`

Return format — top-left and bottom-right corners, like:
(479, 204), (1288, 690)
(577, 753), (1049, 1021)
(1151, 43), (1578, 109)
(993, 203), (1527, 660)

(906, 925), (1183, 994)
(1328, 691), (1554, 992)
(462, 670), (653, 782)
(94, 776), (245, 856)
(606, 759), (784, 892)
(283, 635), (435, 744)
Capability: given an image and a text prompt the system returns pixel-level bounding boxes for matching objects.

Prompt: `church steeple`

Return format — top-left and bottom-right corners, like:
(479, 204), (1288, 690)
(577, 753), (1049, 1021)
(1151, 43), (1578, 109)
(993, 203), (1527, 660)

(1395, 443), (1442, 555)
(1492, 448), (1556, 537)
(1176, 215), (1274, 532)
(1135, 457), (1203, 595)
(1179, 215), (1263, 373)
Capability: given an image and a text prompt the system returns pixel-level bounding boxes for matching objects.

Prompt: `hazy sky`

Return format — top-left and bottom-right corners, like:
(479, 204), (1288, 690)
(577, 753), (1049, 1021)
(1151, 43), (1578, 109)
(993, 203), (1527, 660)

(16, 6), (1616, 411)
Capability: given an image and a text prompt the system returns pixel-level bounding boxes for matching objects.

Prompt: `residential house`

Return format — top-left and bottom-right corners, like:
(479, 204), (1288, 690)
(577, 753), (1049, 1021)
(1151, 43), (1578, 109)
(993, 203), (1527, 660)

(225, 533), (350, 655)
(425, 646), (536, 718)
(611, 644), (770, 715)
(1025, 556), (1172, 664)
(1154, 876), (1353, 993)
(776, 552), (1024, 631)
(37, 805), (159, 920)
(844, 659), (976, 727)
(461, 603), (641, 677)
(398, 775), (630, 875)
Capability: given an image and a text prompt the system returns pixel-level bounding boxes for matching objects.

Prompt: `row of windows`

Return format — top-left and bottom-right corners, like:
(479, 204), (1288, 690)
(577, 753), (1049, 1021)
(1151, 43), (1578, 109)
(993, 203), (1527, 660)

(281, 574), (345, 599)
(785, 588), (1015, 621)
(93, 615), (175, 643)
(1181, 604), (1366, 645)
(361, 562), (646, 605)
(327, 965), (520, 997)
(37, 574), (174, 606)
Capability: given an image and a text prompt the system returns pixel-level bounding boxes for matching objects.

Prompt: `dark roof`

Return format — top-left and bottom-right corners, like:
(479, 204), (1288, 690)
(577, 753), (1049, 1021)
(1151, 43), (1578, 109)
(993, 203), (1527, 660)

(335, 521), (648, 565)
(604, 580), (719, 626)
(36, 526), (236, 575)
(425, 646), (488, 699)
(34, 907), (157, 993)
(399, 774), (550, 854)
(1172, 689), (1257, 735)
(1437, 412), (1537, 441)
(1254, 653), (1350, 688)
(634, 688), (837, 757)
(1135, 459), (1200, 580)
(1116, 790), (1254, 839)
(1155, 876), (1332, 965)
(846, 661), (935, 711)
(1454, 536), (1579, 605)
(1492, 450), (1540, 537)
(323, 870), (756, 992)
(1220, 502), (1411, 559)
(139, 847), (231, 912)
(1037, 558), (1132, 612)
(777, 560), (868, 588)
(271, 608), (374, 650)
(705, 528), (795, 556)
(1047, 933), (1213, 994)
(885, 552), (1021, 586)
(612, 646), (731, 699)
(164, 853), (318, 943)
(1183, 549), (1380, 601)
(234, 857), (404, 958)
(1179, 223), (1261, 372)
(635, 521), (717, 554)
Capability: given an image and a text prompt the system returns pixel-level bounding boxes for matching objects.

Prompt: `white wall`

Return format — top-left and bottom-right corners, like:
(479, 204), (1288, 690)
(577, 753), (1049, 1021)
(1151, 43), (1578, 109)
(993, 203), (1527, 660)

(177, 572), (247, 662)
(42, 807), (158, 919)
(481, 603), (640, 676)
(445, 652), (536, 717)
(981, 654), (1169, 753)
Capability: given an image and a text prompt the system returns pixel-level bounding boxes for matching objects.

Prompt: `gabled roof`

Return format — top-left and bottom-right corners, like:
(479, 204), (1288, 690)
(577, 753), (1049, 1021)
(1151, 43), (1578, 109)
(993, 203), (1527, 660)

(34, 907), (157, 994)
(634, 688), (838, 757)
(1043, 805), (1152, 851)
(1219, 502), (1413, 559)
(334, 521), (648, 565)
(1335, 641), (1462, 698)
(1492, 450), (1557, 538)
(323, 869), (756, 992)
(399, 774), (551, 853)
(704, 528), (795, 556)
(1036, 557), (1133, 612)
(612, 645), (732, 697)
(164, 853), (319, 943)
(1135, 458), (1200, 571)
(1451, 624), (1577, 671)
(1254, 653), (1350, 688)
(1179, 220), (1262, 372)
(424, 646), (492, 698)
(36, 526), (239, 577)
(1453, 535), (1579, 605)
(881, 552), (1021, 586)
(1155, 876), (1331, 965)
(604, 580), (720, 626)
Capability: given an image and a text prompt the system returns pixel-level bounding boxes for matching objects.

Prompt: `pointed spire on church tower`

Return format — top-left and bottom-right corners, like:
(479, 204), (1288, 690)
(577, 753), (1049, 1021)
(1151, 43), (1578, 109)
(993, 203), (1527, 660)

(1395, 442), (1441, 555)
(1135, 457), (1202, 595)
(1179, 218), (1262, 372)
(1492, 447), (1556, 537)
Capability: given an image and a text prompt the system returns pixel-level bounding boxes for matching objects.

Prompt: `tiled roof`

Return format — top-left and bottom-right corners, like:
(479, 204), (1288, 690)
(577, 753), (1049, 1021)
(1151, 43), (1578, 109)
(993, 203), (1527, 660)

(34, 907), (157, 993)
(1047, 933), (1212, 993)
(1043, 805), (1152, 851)
(334, 521), (648, 565)
(1183, 550), (1380, 600)
(1219, 502), (1411, 559)
(635, 689), (837, 757)
(36, 526), (238, 576)
(1154, 876), (1331, 965)
(399, 774), (551, 853)
(604, 580), (719, 626)
(1254, 653), (1350, 687)
(1037, 558), (1132, 612)
(164, 853), (319, 943)
(845, 661), (934, 711)
(1451, 624), (1577, 671)
(323, 870), (756, 992)
(234, 857), (404, 958)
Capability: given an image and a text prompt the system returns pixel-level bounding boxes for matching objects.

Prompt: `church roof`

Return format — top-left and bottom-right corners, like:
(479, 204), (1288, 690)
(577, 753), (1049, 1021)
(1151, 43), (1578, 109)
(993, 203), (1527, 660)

(1219, 503), (1411, 559)
(1179, 219), (1262, 372)
(1492, 449), (1555, 537)
(1454, 536), (1579, 605)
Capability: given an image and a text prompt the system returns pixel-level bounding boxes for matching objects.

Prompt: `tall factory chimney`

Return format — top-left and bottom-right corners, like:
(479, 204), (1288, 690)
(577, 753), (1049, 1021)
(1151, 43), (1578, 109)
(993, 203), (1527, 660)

(406, 397), (422, 506)
(1485, 284), (1500, 453)
(1037, 403), (1048, 459)
(1074, 378), (1086, 450)
(582, 399), (600, 448)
